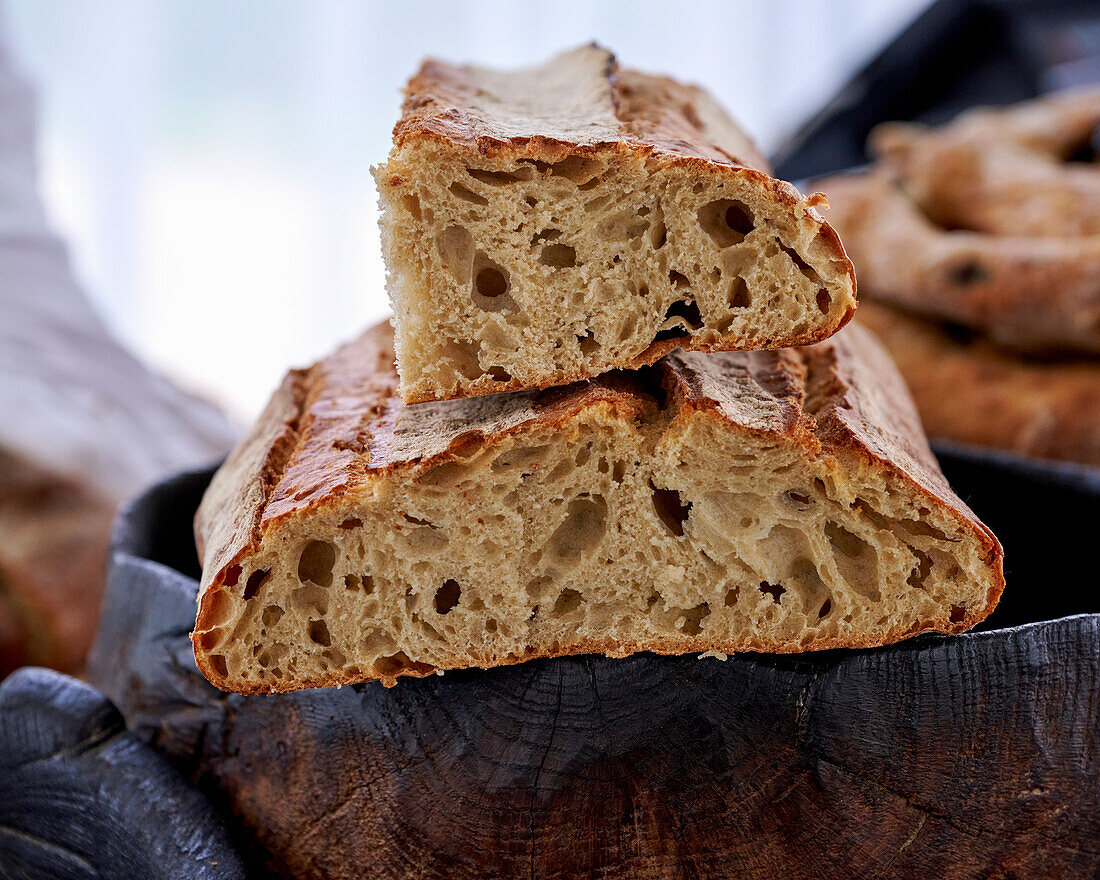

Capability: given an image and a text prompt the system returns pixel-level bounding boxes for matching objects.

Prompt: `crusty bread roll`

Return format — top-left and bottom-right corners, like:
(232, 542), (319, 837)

(820, 169), (1100, 355)
(857, 302), (1100, 466)
(819, 89), (1100, 356)
(192, 321), (1003, 693)
(375, 45), (856, 404)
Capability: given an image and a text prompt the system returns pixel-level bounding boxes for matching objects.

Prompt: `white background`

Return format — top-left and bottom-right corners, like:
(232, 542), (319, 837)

(5, 0), (928, 418)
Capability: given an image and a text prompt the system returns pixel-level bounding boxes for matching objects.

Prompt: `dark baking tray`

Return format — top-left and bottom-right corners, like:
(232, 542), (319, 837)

(773, 0), (1100, 180)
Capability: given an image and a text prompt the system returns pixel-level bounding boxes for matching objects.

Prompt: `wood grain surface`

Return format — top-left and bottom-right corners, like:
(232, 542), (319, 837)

(0, 667), (246, 880)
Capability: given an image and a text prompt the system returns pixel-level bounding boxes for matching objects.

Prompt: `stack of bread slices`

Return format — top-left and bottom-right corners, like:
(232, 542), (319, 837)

(191, 45), (1005, 694)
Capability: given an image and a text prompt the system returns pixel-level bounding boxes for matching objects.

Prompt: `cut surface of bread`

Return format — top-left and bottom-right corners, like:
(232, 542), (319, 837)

(375, 44), (856, 403)
(192, 321), (1003, 694)
(857, 302), (1100, 466)
(820, 169), (1100, 355)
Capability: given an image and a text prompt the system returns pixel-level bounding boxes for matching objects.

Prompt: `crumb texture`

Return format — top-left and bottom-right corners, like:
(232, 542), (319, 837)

(376, 45), (856, 402)
(192, 322), (1003, 693)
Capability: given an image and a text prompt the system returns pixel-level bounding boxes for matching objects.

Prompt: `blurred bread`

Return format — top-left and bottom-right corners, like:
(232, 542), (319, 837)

(821, 169), (1100, 355)
(192, 320), (1002, 694)
(857, 302), (1100, 466)
(0, 36), (238, 675)
(871, 87), (1100, 237)
(375, 44), (856, 403)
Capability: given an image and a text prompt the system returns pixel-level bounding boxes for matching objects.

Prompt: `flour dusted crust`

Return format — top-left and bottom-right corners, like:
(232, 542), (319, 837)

(820, 170), (1100, 355)
(857, 302), (1100, 466)
(376, 45), (856, 403)
(192, 321), (1002, 694)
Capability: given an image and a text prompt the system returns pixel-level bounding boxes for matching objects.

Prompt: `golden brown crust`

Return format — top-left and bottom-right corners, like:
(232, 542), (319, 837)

(394, 44), (771, 172)
(194, 320), (1004, 690)
(819, 169), (1100, 355)
(857, 302), (1100, 466)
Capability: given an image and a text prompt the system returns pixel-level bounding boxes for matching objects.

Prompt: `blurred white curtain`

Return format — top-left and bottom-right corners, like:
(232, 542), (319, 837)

(4, 0), (929, 417)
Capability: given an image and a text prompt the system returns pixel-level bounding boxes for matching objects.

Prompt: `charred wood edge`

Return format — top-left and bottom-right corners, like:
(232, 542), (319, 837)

(0, 666), (247, 880)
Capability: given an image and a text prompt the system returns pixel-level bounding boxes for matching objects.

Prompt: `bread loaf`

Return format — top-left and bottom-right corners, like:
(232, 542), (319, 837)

(192, 321), (1003, 693)
(375, 44), (856, 403)
(857, 302), (1100, 466)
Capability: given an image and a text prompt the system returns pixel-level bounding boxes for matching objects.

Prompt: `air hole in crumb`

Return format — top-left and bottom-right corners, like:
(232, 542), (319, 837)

(539, 243), (577, 268)
(550, 496), (607, 557)
(532, 228), (562, 244)
(759, 581), (785, 603)
(372, 651), (434, 678)
(724, 587), (738, 607)
(818, 598), (832, 619)
(666, 299), (703, 328)
(650, 219), (667, 249)
(907, 549), (933, 589)
(950, 605), (966, 623)
(949, 260), (987, 286)
(224, 564), (241, 587)
(699, 199), (755, 246)
(435, 579), (461, 615)
(577, 330), (600, 355)
(261, 605), (284, 627)
(435, 225), (475, 282)
(467, 166), (534, 185)
(488, 366), (512, 382)
(476, 266), (509, 298)
(339, 517), (362, 529)
(783, 489), (815, 510)
(243, 569), (270, 600)
(680, 603), (710, 635)
(816, 289), (831, 314)
(486, 619), (498, 633)
(449, 181), (488, 205)
(669, 270), (690, 289)
(308, 619), (331, 647)
(209, 655), (228, 677)
(298, 541), (335, 587)
(651, 482), (691, 536)
(553, 588), (584, 615)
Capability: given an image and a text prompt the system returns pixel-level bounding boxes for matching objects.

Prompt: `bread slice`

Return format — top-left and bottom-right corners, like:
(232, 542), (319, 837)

(375, 45), (857, 403)
(857, 302), (1100, 466)
(192, 321), (1003, 693)
(819, 169), (1100, 355)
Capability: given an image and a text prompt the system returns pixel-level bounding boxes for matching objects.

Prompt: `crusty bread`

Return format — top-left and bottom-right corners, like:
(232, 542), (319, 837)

(871, 87), (1100, 237)
(375, 45), (857, 404)
(192, 321), (1003, 693)
(820, 169), (1100, 355)
(857, 302), (1100, 466)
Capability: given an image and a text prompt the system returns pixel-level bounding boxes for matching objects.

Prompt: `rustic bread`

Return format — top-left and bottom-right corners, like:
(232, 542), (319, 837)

(871, 87), (1100, 237)
(375, 45), (857, 403)
(819, 169), (1100, 355)
(857, 302), (1100, 466)
(192, 321), (1003, 693)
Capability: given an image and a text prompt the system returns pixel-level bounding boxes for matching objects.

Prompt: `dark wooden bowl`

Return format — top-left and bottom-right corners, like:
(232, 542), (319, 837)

(0, 667), (246, 880)
(87, 446), (1100, 880)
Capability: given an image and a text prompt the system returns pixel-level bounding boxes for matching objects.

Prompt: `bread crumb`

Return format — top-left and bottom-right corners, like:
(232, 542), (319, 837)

(697, 650), (728, 661)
